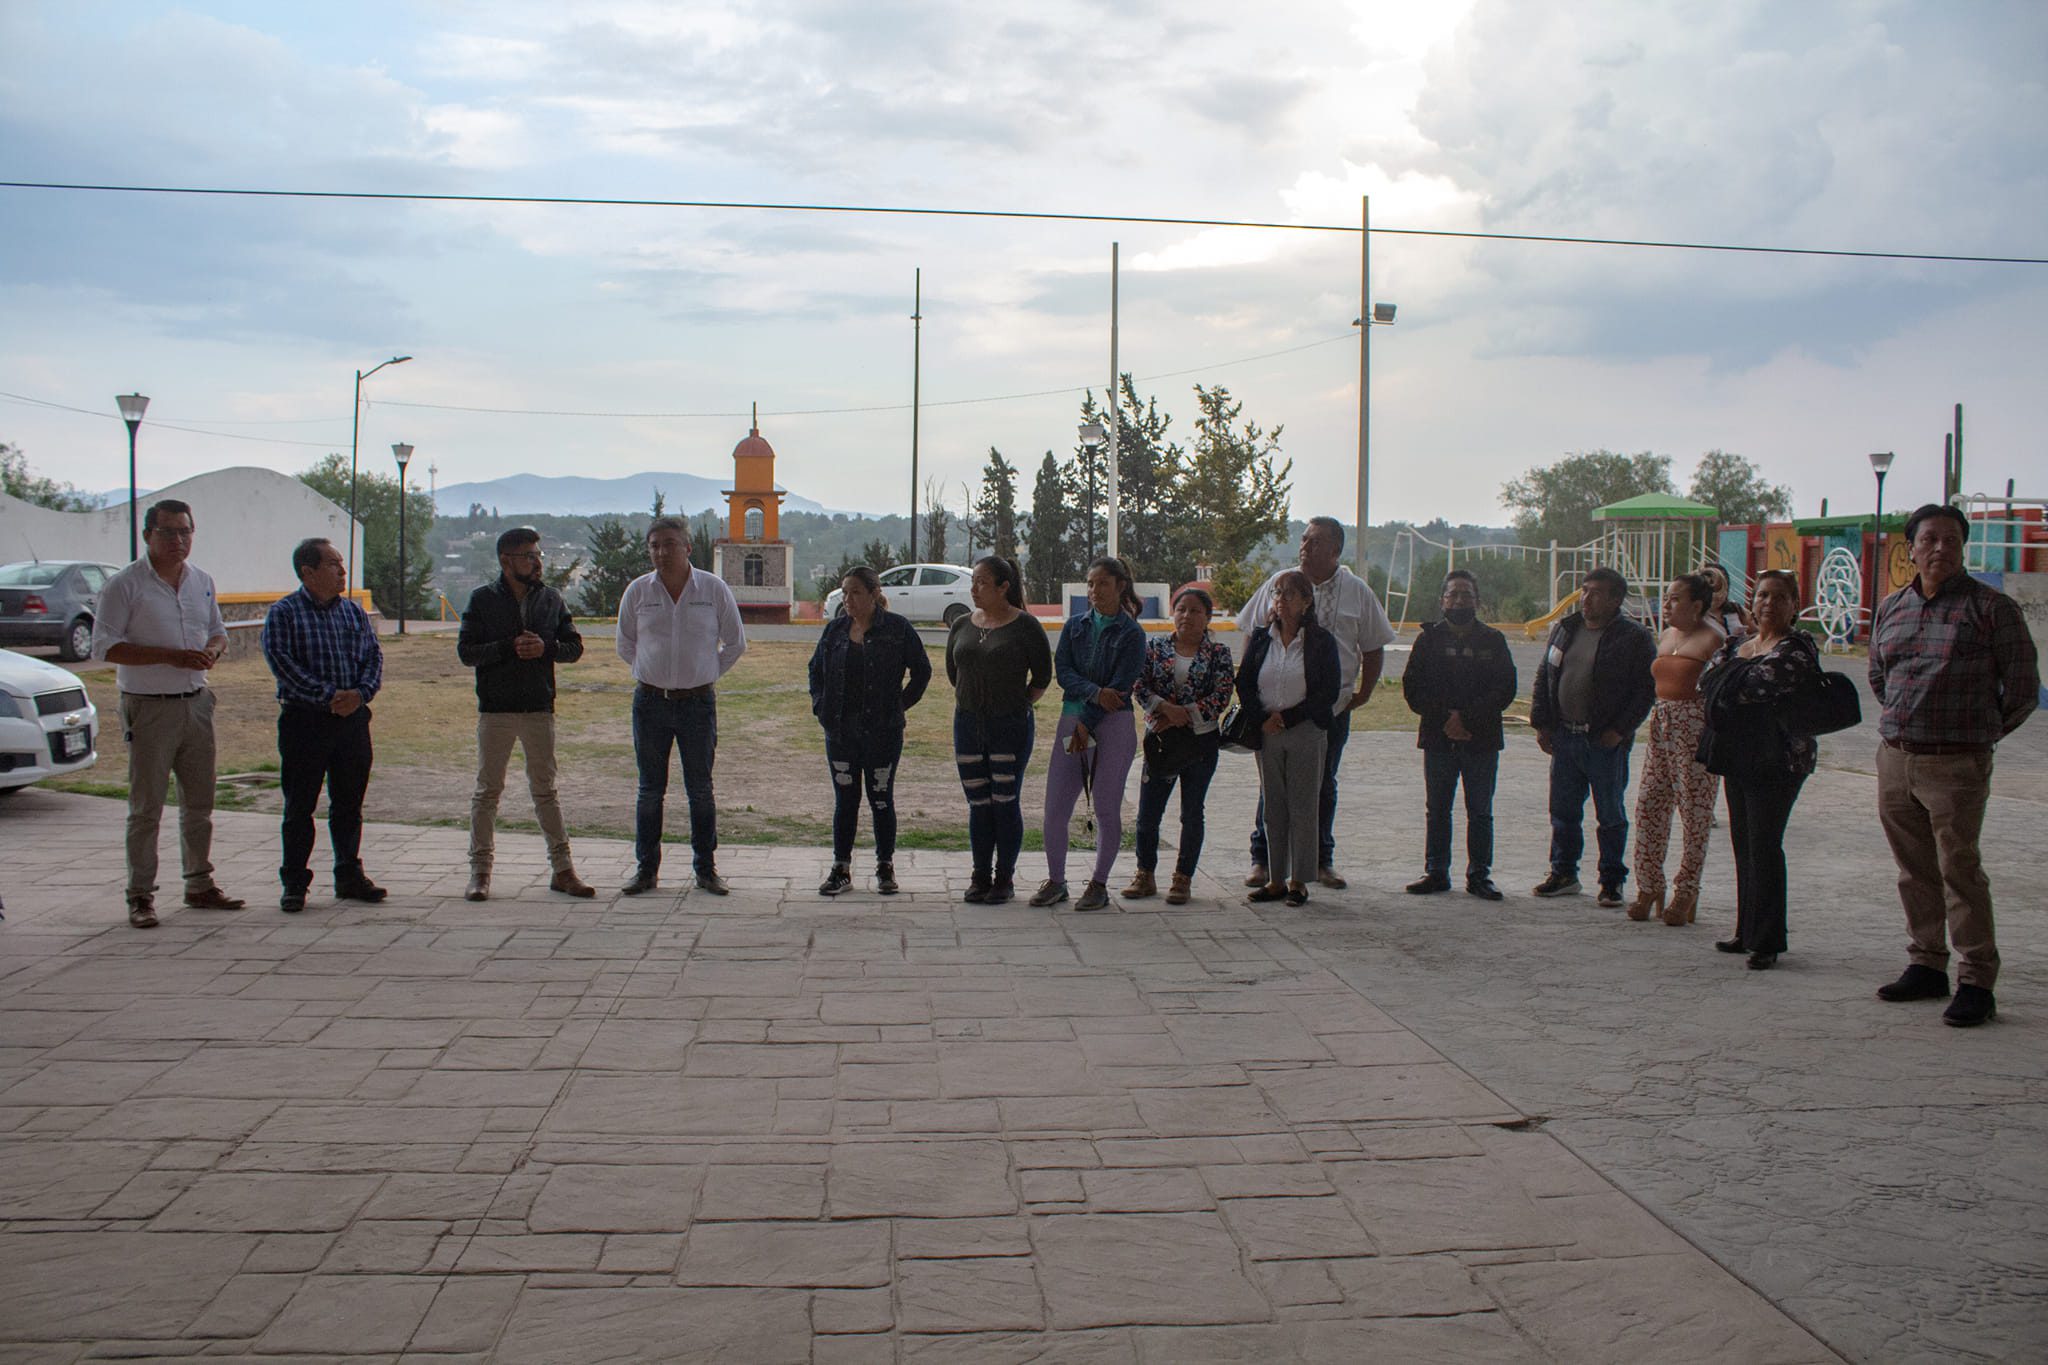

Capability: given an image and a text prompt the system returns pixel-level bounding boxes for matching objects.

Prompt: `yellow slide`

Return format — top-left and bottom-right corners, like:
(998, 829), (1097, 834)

(1522, 589), (1580, 640)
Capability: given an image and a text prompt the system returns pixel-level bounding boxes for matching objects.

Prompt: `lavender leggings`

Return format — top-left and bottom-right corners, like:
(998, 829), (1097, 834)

(1043, 710), (1138, 885)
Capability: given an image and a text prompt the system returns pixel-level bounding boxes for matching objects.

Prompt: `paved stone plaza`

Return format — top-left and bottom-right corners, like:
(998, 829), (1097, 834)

(2, 712), (2041, 1361)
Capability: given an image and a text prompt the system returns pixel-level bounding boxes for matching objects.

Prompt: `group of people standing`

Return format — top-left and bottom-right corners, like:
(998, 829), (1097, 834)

(95, 498), (2035, 1028)
(1398, 502), (2036, 1028)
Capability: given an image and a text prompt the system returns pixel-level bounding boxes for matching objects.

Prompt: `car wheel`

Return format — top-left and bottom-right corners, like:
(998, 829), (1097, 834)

(60, 616), (92, 662)
(942, 603), (969, 627)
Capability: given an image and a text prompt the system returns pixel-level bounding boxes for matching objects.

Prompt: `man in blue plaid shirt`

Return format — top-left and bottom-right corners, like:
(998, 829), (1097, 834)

(261, 537), (386, 914)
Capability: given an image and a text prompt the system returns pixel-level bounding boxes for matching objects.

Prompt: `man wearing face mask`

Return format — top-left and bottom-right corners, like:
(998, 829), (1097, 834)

(457, 527), (594, 902)
(1401, 571), (1518, 900)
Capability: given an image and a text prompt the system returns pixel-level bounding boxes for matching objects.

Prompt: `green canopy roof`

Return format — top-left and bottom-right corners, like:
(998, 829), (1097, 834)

(1592, 493), (1720, 520)
(1792, 512), (1909, 534)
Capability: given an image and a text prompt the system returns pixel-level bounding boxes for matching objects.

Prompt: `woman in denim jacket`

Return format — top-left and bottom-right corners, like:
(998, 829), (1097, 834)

(1124, 588), (1235, 905)
(807, 565), (932, 896)
(1030, 557), (1146, 912)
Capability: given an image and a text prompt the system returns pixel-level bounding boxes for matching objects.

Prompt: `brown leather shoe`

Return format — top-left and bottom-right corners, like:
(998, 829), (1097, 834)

(464, 872), (490, 903)
(1627, 889), (1662, 922)
(1121, 869), (1157, 900)
(1165, 873), (1192, 905)
(184, 886), (246, 910)
(127, 899), (158, 929)
(550, 868), (596, 898)
(1315, 867), (1347, 890)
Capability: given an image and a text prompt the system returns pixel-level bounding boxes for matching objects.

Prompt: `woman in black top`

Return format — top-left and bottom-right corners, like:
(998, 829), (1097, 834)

(1698, 570), (1820, 969)
(946, 555), (1053, 904)
(808, 566), (932, 896)
(1235, 571), (1342, 907)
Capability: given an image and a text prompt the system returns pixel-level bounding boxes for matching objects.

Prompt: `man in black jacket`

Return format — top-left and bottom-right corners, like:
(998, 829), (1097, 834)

(1402, 571), (1518, 900)
(457, 528), (593, 901)
(1529, 567), (1657, 905)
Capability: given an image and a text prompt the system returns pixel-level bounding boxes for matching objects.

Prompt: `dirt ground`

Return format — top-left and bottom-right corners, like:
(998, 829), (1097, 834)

(47, 633), (1426, 859)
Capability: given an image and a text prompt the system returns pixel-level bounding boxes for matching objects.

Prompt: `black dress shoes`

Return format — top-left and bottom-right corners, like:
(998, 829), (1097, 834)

(1406, 874), (1452, 895)
(1747, 951), (1778, 970)
(620, 866), (660, 896)
(1876, 964), (1952, 1002)
(1466, 878), (1504, 902)
(1715, 938), (1746, 954)
(334, 875), (387, 903)
(1943, 984), (1996, 1027)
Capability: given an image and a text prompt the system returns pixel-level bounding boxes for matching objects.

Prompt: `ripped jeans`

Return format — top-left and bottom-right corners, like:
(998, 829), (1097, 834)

(954, 707), (1035, 884)
(825, 730), (902, 864)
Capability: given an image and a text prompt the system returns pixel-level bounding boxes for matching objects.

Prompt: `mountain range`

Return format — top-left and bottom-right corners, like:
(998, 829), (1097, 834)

(431, 471), (833, 518)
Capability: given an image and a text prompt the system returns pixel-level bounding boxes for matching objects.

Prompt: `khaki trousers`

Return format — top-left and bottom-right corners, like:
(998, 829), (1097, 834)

(469, 711), (571, 872)
(120, 689), (218, 901)
(1876, 742), (1998, 988)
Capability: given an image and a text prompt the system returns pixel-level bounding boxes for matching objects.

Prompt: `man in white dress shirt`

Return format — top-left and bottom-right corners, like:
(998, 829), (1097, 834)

(93, 499), (246, 927)
(616, 517), (747, 894)
(1237, 516), (1396, 890)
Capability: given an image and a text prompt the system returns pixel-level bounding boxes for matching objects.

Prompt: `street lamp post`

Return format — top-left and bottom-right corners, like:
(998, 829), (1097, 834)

(392, 443), (413, 636)
(349, 355), (412, 595)
(1079, 420), (1106, 565)
(1868, 451), (1894, 631)
(115, 393), (150, 560)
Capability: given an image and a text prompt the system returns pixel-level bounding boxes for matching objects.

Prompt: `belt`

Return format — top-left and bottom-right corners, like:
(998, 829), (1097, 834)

(123, 689), (203, 700)
(1883, 737), (1990, 756)
(638, 682), (714, 701)
(1559, 721), (1593, 734)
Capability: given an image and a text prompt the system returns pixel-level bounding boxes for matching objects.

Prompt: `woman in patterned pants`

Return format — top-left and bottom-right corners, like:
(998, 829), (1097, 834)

(1630, 575), (1723, 926)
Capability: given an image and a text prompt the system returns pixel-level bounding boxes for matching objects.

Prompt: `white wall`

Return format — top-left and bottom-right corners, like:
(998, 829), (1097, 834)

(0, 467), (361, 596)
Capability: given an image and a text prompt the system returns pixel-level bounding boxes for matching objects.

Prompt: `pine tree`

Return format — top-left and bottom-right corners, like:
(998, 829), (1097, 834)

(974, 448), (1020, 560)
(577, 516), (641, 616)
(1179, 383), (1292, 582)
(1024, 450), (1073, 602)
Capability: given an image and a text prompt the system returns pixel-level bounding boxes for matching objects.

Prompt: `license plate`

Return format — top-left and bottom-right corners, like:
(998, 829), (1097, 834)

(60, 728), (88, 759)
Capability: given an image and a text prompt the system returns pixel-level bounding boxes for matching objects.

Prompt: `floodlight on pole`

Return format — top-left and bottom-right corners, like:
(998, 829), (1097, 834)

(115, 393), (150, 560)
(348, 355), (412, 596)
(1868, 451), (1894, 625)
(1079, 420), (1107, 564)
(1352, 201), (1399, 580)
(392, 443), (414, 636)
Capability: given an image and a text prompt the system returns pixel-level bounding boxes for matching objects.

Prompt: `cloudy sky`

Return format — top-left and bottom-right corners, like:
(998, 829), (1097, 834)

(3, 0), (2044, 527)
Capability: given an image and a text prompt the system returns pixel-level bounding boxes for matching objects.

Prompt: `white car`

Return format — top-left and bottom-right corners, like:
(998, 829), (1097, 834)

(0, 649), (98, 792)
(824, 562), (975, 625)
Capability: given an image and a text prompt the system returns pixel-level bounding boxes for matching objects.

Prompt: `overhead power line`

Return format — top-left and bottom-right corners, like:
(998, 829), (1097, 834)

(0, 390), (339, 448)
(370, 332), (1357, 420)
(3, 180), (2043, 266)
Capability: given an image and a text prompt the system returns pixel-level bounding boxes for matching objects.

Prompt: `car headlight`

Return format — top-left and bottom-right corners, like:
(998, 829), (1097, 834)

(0, 692), (21, 719)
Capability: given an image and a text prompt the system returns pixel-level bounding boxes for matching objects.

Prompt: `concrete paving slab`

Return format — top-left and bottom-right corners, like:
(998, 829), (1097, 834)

(3, 769), (2026, 1359)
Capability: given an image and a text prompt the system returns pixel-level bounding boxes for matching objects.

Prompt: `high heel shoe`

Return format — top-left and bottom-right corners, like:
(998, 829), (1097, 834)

(1664, 889), (1697, 927)
(1627, 889), (1662, 922)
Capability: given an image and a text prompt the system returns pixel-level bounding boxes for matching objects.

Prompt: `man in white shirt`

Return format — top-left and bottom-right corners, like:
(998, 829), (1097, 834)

(92, 499), (246, 927)
(616, 516), (747, 894)
(1237, 516), (1396, 889)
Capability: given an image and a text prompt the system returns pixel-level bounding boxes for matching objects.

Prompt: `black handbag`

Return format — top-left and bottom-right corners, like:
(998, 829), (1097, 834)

(1218, 700), (1262, 753)
(1782, 670), (1862, 736)
(1142, 724), (1204, 779)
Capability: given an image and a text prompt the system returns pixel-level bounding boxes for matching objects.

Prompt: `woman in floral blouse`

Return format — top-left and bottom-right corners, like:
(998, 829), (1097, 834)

(1698, 570), (1821, 969)
(1123, 588), (1236, 905)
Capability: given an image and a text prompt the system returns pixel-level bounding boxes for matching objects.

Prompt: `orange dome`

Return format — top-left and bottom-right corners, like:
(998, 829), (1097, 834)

(732, 428), (775, 461)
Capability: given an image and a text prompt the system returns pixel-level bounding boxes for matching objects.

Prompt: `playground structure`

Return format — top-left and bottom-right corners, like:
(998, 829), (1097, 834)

(1387, 489), (2048, 647)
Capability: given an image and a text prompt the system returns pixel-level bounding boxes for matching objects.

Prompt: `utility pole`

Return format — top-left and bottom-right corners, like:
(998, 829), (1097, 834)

(1107, 242), (1120, 561)
(910, 269), (922, 564)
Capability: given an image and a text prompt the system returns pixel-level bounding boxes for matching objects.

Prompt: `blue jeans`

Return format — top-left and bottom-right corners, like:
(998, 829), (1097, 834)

(954, 708), (1034, 883)
(1134, 734), (1221, 876)
(1548, 730), (1632, 888)
(632, 688), (718, 875)
(1251, 708), (1349, 869)
(1424, 744), (1498, 881)
(826, 729), (901, 864)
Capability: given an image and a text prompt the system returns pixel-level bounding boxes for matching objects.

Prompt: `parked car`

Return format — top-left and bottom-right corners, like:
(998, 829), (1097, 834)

(823, 562), (975, 625)
(0, 648), (97, 792)
(0, 560), (122, 661)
